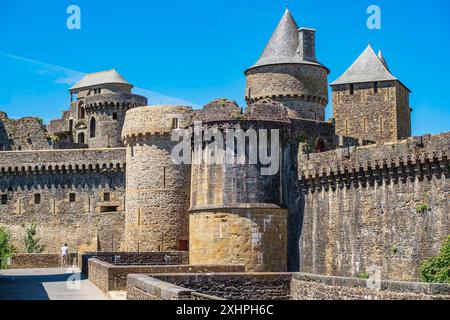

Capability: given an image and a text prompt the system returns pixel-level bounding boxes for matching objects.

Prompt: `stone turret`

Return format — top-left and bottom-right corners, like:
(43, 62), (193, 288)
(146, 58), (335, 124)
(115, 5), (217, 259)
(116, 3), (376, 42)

(330, 45), (412, 144)
(122, 105), (192, 252)
(188, 99), (289, 272)
(69, 69), (147, 148)
(245, 8), (329, 121)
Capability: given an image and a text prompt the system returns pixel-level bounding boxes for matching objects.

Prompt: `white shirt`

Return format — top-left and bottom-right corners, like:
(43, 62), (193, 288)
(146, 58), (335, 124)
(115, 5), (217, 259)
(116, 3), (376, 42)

(61, 246), (68, 256)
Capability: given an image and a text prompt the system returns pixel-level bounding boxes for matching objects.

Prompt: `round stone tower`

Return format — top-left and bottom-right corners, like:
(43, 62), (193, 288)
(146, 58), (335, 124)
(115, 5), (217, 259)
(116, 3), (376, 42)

(122, 105), (192, 252)
(70, 69), (147, 148)
(188, 99), (289, 272)
(245, 8), (329, 121)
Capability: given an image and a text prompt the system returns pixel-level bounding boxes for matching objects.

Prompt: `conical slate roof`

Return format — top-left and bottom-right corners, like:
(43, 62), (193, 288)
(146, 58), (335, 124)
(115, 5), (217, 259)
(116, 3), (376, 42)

(70, 69), (132, 91)
(377, 50), (389, 70)
(245, 8), (327, 73)
(330, 45), (399, 86)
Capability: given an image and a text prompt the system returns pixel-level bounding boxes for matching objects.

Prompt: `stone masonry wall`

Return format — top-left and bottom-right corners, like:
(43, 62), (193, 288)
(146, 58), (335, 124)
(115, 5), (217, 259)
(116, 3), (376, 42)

(122, 106), (192, 252)
(0, 112), (51, 151)
(80, 251), (189, 275)
(88, 258), (244, 293)
(0, 148), (126, 253)
(298, 133), (450, 281)
(332, 81), (411, 144)
(291, 273), (450, 300)
(245, 64), (328, 121)
(151, 273), (292, 300)
(190, 208), (287, 272)
(9, 253), (78, 269)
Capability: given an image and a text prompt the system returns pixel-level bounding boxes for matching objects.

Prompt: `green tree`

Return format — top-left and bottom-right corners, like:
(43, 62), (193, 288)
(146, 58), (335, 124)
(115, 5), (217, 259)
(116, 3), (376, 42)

(24, 223), (45, 253)
(0, 226), (13, 269)
(420, 235), (450, 283)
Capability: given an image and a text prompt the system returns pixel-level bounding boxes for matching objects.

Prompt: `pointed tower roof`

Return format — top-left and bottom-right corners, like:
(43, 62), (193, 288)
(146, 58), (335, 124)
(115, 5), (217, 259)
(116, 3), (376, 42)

(245, 8), (327, 73)
(70, 69), (132, 91)
(377, 49), (389, 70)
(330, 45), (409, 90)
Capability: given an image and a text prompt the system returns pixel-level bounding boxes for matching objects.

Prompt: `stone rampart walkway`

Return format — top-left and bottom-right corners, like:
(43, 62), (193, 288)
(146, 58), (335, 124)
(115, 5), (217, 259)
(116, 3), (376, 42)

(0, 268), (108, 300)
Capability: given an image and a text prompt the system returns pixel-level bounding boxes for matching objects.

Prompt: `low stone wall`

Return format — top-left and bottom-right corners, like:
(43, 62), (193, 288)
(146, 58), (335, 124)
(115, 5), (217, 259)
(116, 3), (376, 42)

(150, 273), (292, 300)
(127, 274), (224, 300)
(291, 273), (450, 300)
(88, 258), (244, 293)
(80, 251), (189, 275)
(126, 272), (450, 300)
(9, 253), (78, 269)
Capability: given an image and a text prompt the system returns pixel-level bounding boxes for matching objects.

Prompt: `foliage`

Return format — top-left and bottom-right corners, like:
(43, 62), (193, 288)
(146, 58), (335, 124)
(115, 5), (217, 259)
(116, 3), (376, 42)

(391, 245), (398, 254)
(416, 203), (430, 214)
(419, 235), (450, 283)
(358, 272), (370, 280)
(24, 223), (45, 253)
(0, 226), (13, 269)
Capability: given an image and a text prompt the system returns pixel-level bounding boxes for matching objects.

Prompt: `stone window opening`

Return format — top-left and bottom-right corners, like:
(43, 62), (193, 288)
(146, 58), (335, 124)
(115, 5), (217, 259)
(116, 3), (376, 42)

(98, 88), (101, 94)
(112, 112), (118, 120)
(78, 132), (85, 144)
(1, 194), (7, 205)
(78, 104), (85, 119)
(103, 192), (110, 202)
(69, 193), (76, 203)
(69, 119), (74, 132)
(171, 117), (179, 129)
(34, 194), (41, 205)
(90, 117), (96, 138)
(350, 84), (354, 95)
(374, 82), (379, 93)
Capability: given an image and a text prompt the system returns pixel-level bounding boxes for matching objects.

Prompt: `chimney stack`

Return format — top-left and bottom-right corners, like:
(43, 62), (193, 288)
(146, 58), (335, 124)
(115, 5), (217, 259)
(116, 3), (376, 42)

(298, 28), (316, 62)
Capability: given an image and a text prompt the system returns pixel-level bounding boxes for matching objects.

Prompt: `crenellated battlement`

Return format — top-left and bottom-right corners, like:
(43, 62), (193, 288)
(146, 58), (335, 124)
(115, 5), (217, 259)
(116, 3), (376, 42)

(0, 148), (126, 176)
(84, 93), (147, 112)
(299, 132), (450, 191)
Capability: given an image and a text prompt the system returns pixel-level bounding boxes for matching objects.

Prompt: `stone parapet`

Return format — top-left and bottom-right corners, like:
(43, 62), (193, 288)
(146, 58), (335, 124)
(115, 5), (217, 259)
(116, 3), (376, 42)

(84, 93), (147, 111)
(299, 133), (450, 190)
(0, 148), (126, 176)
(122, 105), (192, 141)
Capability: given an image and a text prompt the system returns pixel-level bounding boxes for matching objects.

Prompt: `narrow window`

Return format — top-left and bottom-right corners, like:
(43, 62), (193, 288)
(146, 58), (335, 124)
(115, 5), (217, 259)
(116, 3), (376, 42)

(78, 132), (85, 144)
(69, 193), (76, 203)
(374, 82), (378, 93)
(112, 112), (118, 120)
(34, 194), (41, 205)
(98, 88), (101, 94)
(349, 84), (354, 95)
(69, 119), (73, 132)
(1, 194), (7, 205)
(171, 118), (179, 129)
(163, 167), (166, 189)
(78, 105), (85, 119)
(90, 117), (96, 138)
(103, 192), (110, 202)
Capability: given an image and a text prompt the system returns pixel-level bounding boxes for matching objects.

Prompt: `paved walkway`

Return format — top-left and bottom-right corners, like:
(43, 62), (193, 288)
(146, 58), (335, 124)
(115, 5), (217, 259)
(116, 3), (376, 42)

(0, 268), (108, 300)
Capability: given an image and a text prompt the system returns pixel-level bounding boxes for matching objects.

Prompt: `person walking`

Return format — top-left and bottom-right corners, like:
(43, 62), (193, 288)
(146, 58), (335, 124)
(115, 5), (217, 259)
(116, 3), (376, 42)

(61, 243), (69, 268)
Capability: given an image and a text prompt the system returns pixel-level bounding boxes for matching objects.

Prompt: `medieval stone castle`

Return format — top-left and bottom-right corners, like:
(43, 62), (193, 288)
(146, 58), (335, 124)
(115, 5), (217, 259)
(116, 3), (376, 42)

(1, 9), (448, 281)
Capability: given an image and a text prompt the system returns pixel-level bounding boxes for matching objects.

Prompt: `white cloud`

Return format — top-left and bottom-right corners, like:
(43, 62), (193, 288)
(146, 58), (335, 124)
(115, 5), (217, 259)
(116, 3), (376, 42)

(0, 52), (199, 107)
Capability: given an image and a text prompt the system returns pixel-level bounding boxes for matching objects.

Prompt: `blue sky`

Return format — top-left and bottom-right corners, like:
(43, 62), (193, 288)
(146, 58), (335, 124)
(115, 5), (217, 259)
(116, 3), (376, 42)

(0, 0), (449, 136)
